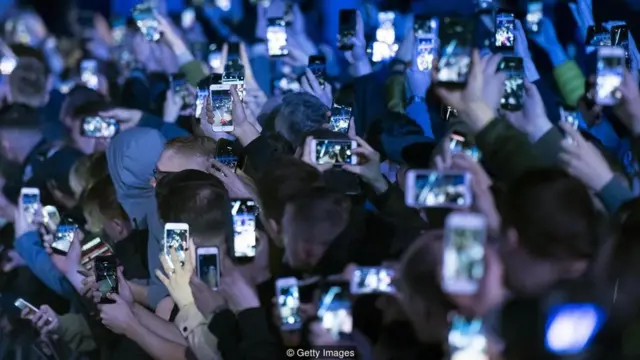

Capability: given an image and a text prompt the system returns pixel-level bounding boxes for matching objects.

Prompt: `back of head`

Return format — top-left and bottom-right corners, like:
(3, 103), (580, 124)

(0, 104), (41, 132)
(156, 169), (232, 246)
(275, 92), (329, 146)
(60, 85), (107, 121)
(164, 135), (217, 159)
(256, 156), (324, 224)
(500, 168), (600, 261)
(83, 175), (128, 233)
(70, 152), (108, 198)
(8, 50), (49, 108)
(71, 100), (113, 121)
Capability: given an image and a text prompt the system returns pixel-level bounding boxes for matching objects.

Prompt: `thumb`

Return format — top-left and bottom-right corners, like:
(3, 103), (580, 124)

(117, 266), (125, 282)
(107, 292), (123, 303)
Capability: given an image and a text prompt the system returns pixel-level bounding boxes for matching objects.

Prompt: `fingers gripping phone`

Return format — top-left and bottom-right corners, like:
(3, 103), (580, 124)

(276, 277), (303, 330)
(436, 18), (473, 86)
(318, 282), (353, 340)
(267, 18), (288, 57)
(312, 139), (358, 166)
(338, 9), (357, 51)
(448, 314), (489, 359)
(442, 212), (487, 295)
(80, 59), (99, 90)
(350, 267), (396, 294)
(231, 199), (258, 261)
(94, 255), (118, 304)
(499, 56), (525, 111)
(494, 10), (515, 52)
(196, 246), (220, 289)
(308, 55), (327, 87)
(52, 221), (78, 255)
(82, 116), (119, 138)
(209, 84), (234, 132)
(329, 104), (352, 133)
(404, 170), (473, 208)
(132, 3), (161, 42)
(20, 187), (40, 224)
(595, 47), (625, 106)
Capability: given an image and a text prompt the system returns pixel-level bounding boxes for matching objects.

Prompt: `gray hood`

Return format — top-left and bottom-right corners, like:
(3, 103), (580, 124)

(107, 127), (165, 230)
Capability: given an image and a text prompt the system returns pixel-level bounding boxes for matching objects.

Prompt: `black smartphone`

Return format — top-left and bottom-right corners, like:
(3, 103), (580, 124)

(52, 222), (78, 255)
(436, 17), (473, 86)
(170, 73), (188, 96)
(338, 9), (357, 51)
(230, 199), (258, 261)
(414, 15), (438, 37)
(94, 255), (118, 304)
(215, 138), (244, 172)
(494, 10), (515, 51)
(586, 25), (611, 47)
(308, 55), (327, 87)
(267, 18), (288, 57)
(611, 25), (631, 69)
(227, 42), (240, 64)
(329, 103), (352, 133)
(499, 56), (525, 111)
(82, 116), (120, 138)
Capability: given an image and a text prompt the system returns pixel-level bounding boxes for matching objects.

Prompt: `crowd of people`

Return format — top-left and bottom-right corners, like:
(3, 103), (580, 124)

(1, 0), (640, 359)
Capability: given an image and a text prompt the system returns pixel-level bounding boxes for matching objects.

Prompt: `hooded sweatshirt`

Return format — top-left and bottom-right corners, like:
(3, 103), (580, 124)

(106, 128), (169, 308)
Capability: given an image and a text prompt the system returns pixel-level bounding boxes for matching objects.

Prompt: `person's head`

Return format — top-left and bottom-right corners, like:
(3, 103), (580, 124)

(7, 46), (50, 108)
(156, 170), (232, 248)
(59, 85), (106, 128)
(255, 156), (324, 242)
(154, 136), (217, 185)
(82, 175), (131, 238)
(280, 186), (350, 271)
(0, 104), (42, 163)
(274, 92), (330, 146)
(69, 152), (108, 199)
(499, 169), (603, 296)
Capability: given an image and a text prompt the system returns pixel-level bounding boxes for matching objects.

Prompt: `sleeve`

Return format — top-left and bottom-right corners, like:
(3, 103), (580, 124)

(137, 113), (190, 140)
(13, 231), (76, 299)
(56, 313), (97, 353)
(243, 135), (277, 178)
(552, 60), (586, 108)
(385, 73), (405, 114)
(364, 181), (427, 232)
(175, 303), (222, 360)
(531, 126), (565, 167)
(146, 233), (169, 309)
(596, 178), (635, 214)
(179, 59), (209, 87)
(236, 308), (282, 360)
(207, 308), (241, 360)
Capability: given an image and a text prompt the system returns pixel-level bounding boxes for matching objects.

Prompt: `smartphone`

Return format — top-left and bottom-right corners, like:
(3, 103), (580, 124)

(317, 282), (353, 339)
(369, 40), (396, 63)
(273, 77), (301, 94)
(181, 7), (196, 29)
(163, 222), (189, 265)
(222, 63), (245, 101)
(0, 55), (17, 75)
(560, 107), (581, 130)
(350, 267), (396, 294)
(376, 11), (396, 45)
(267, 18), (288, 57)
(474, 0), (494, 12)
(449, 132), (482, 162)
(94, 255), (118, 304)
(215, 138), (243, 172)
(308, 55), (327, 87)
(111, 18), (127, 46)
(20, 187), (40, 223)
(208, 44), (223, 70)
(227, 42), (241, 64)
(81, 237), (113, 268)
(499, 56), (525, 111)
(276, 277), (303, 330)
(442, 212), (487, 294)
(209, 84), (234, 132)
(215, 0), (232, 11)
(338, 9), (357, 51)
(196, 246), (220, 289)
(14, 298), (39, 318)
(170, 73), (188, 97)
(545, 303), (605, 355)
(195, 88), (208, 118)
(611, 25), (631, 69)
(52, 223), (78, 255)
(132, 3), (161, 42)
(526, 1), (543, 33)
(42, 205), (61, 232)
(441, 105), (458, 121)
(329, 104), (352, 133)
(312, 139), (358, 166)
(404, 170), (473, 208)
(586, 25), (611, 48)
(414, 15), (438, 38)
(80, 59), (99, 90)
(448, 314), (488, 359)
(494, 10), (515, 51)
(414, 35), (436, 71)
(82, 116), (119, 138)
(595, 46), (625, 106)
(231, 199), (258, 261)
(436, 17), (473, 85)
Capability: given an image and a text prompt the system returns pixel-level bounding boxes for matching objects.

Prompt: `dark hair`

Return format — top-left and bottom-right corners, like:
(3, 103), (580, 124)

(9, 44), (48, 75)
(499, 168), (601, 260)
(275, 92), (329, 146)
(164, 136), (217, 158)
(60, 85), (106, 120)
(256, 156), (324, 223)
(156, 170), (232, 244)
(264, 132), (295, 156)
(8, 56), (48, 108)
(0, 104), (41, 130)
(82, 175), (128, 221)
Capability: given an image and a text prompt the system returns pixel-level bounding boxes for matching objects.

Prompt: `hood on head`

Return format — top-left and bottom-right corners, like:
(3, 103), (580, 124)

(107, 127), (166, 227)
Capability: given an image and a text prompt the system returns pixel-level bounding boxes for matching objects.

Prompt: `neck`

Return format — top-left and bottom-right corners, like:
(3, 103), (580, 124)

(13, 131), (44, 164)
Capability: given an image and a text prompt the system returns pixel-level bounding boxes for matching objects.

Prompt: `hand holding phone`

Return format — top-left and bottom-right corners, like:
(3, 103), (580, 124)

(82, 116), (119, 138)
(94, 255), (118, 303)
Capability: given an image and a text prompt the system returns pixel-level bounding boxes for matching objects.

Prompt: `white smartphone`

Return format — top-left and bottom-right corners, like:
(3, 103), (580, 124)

(208, 84), (234, 132)
(80, 59), (99, 90)
(311, 139), (358, 166)
(42, 205), (61, 232)
(231, 199), (258, 260)
(275, 277), (302, 331)
(442, 212), (487, 295)
(196, 246), (221, 289)
(448, 314), (489, 360)
(317, 282), (353, 340)
(350, 266), (396, 294)
(404, 170), (472, 208)
(163, 223), (189, 264)
(14, 298), (38, 315)
(52, 223), (78, 255)
(19, 187), (40, 223)
(596, 46), (625, 106)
